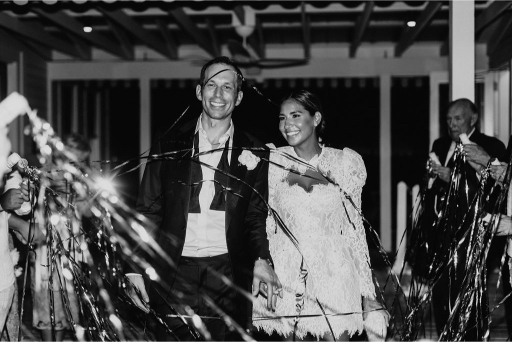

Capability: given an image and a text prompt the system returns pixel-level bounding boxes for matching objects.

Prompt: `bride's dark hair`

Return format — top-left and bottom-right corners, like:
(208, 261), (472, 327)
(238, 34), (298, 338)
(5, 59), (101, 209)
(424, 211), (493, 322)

(280, 90), (326, 140)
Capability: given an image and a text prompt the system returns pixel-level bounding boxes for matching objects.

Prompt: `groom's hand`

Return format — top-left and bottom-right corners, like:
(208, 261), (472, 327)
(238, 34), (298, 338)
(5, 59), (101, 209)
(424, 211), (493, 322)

(252, 259), (282, 311)
(125, 274), (150, 313)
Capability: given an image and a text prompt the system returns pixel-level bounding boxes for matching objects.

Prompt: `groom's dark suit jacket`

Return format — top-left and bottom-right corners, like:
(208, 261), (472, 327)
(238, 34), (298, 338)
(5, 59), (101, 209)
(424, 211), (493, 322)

(136, 119), (271, 327)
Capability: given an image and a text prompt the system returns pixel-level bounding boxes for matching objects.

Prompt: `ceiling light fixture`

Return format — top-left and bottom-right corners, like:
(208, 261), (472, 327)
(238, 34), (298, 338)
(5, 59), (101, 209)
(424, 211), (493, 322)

(407, 21), (416, 28)
(83, 26), (92, 33)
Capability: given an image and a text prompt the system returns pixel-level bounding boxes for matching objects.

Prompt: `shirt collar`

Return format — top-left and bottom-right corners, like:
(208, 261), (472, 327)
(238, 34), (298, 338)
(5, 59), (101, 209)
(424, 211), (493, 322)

(195, 114), (234, 145)
(467, 127), (475, 138)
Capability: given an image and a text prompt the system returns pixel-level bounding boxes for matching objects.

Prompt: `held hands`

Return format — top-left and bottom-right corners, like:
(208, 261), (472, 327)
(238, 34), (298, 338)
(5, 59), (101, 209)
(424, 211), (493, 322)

(0, 180), (29, 211)
(431, 164), (451, 183)
(28, 221), (46, 245)
(363, 297), (390, 325)
(125, 274), (150, 313)
(252, 259), (282, 311)
(363, 296), (390, 341)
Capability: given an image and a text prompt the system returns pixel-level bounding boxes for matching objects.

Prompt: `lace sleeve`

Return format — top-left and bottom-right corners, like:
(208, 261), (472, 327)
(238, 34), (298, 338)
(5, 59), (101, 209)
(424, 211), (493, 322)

(338, 148), (375, 299)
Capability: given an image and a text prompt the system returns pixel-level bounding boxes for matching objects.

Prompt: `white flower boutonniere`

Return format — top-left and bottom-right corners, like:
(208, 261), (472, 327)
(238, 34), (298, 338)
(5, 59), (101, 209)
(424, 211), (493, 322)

(238, 150), (260, 170)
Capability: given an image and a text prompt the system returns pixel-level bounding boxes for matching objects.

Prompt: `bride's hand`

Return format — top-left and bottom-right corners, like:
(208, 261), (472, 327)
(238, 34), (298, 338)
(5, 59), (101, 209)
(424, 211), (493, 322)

(252, 259), (282, 311)
(363, 296), (390, 341)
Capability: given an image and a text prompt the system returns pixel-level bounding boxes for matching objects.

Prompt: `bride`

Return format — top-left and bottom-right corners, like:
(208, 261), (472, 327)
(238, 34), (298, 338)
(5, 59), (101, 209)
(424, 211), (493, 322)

(253, 90), (388, 340)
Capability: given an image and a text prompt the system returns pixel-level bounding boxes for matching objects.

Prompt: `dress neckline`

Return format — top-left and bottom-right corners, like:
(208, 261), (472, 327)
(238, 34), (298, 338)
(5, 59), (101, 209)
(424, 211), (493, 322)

(288, 146), (325, 169)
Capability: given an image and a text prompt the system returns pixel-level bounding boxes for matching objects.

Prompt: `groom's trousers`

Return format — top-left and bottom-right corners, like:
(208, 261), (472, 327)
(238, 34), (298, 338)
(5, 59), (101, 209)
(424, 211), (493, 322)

(154, 253), (242, 341)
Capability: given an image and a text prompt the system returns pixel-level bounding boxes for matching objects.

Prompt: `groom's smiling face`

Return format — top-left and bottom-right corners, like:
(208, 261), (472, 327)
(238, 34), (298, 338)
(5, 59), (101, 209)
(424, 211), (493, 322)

(196, 63), (243, 122)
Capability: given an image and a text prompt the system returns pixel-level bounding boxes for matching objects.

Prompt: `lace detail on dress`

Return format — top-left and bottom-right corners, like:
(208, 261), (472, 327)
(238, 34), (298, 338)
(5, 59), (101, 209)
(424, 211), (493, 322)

(254, 145), (375, 339)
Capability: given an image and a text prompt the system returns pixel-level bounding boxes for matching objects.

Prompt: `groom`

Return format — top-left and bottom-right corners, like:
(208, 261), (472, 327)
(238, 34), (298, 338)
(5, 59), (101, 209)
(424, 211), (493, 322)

(129, 56), (280, 340)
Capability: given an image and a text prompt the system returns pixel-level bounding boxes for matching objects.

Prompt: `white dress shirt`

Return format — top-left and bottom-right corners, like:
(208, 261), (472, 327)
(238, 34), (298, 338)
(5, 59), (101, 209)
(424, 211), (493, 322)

(182, 115), (233, 257)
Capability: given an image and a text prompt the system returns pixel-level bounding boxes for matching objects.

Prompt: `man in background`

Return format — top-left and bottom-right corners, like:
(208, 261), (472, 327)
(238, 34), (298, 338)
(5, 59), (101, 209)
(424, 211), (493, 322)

(429, 98), (506, 340)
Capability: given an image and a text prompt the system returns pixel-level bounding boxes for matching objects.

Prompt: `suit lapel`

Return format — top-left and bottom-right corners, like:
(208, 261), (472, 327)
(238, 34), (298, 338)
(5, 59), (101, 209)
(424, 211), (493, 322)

(175, 124), (196, 221)
(225, 130), (251, 233)
(440, 138), (453, 166)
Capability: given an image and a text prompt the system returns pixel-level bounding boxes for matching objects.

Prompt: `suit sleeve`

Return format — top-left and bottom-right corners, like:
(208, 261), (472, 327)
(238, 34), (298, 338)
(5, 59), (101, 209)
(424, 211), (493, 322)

(492, 138), (506, 161)
(505, 136), (512, 162)
(245, 147), (271, 261)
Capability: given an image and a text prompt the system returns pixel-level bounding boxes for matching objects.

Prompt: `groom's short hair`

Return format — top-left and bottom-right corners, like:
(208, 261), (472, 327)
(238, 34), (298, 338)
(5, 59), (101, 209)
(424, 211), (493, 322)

(199, 56), (244, 92)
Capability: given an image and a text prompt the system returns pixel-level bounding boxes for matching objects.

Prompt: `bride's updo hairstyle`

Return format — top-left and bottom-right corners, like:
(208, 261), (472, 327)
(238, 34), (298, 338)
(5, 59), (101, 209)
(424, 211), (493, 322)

(280, 90), (326, 141)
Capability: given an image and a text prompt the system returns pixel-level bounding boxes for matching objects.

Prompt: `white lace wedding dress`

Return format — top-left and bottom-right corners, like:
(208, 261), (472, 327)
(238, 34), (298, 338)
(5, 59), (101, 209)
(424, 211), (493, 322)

(253, 145), (375, 339)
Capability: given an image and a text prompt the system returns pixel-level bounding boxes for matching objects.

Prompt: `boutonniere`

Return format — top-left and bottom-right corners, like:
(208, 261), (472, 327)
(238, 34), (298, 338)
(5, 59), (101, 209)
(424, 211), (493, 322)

(238, 150), (260, 170)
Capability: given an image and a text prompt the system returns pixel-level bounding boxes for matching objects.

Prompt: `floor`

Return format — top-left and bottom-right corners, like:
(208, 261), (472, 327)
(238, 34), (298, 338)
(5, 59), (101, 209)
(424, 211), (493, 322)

(7, 244), (512, 342)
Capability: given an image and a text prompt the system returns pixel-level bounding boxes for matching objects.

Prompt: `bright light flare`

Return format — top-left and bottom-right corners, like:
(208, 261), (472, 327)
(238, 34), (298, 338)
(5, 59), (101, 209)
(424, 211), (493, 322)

(145, 267), (158, 281)
(109, 314), (123, 330)
(50, 214), (60, 225)
(407, 21), (416, 27)
(41, 145), (52, 155)
(130, 221), (150, 243)
(96, 177), (116, 194)
(83, 26), (92, 33)
(63, 268), (73, 280)
(91, 206), (102, 217)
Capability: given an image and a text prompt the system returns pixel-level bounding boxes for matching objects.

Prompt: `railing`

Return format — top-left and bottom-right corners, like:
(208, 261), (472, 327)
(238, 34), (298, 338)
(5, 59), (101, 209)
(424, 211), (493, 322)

(392, 181), (420, 274)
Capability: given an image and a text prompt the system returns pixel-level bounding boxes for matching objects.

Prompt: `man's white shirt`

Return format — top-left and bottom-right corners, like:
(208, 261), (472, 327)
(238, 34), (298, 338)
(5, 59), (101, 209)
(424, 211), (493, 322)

(182, 115), (233, 257)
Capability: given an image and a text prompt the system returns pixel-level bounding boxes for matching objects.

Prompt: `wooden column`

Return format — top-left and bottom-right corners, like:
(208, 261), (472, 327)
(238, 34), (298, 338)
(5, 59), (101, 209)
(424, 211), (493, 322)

(380, 74), (392, 251)
(139, 77), (151, 181)
(7, 61), (22, 154)
(429, 71), (448, 148)
(72, 84), (79, 134)
(483, 71), (496, 136)
(498, 68), (510, 143)
(449, 0), (475, 101)
(89, 89), (102, 169)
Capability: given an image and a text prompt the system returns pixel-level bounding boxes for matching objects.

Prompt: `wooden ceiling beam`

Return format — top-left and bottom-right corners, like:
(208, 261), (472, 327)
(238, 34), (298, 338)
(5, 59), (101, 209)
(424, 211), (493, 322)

(104, 17), (134, 60)
(475, 0), (512, 34)
(489, 24), (512, 68)
(156, 19), (178, 60)
(0, 27), (52, 61)
(99, 9), (174, 60)
(31, 9), (131, 59)
(248, 17), (265, 59)
(205, 18), (221, 57)
(168, 8), (217, 58)
(487, 12), (512, 56)
(442, 1), (512, 56)
(0, 13), (84, 59)
(66, 32), (92, 60)
(350, 1), (374, 58)
(233, 6), (245, 25)
(301, 2), (310, 59)
(395, 1), (443, 57)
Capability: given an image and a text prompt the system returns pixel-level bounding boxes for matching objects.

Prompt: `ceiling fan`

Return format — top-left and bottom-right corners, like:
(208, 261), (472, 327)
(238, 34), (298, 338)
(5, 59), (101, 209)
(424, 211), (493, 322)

(227, 39), (309, 70)
(226, 7), (308, 70)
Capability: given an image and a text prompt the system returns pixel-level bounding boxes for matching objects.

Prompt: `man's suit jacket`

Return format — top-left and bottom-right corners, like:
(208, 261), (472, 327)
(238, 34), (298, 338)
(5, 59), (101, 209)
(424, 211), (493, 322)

(428, 131), (506, 265)
(136, 119), (270, 326)
(431, 130), (506, 215)
(505, 135), (512, 163)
